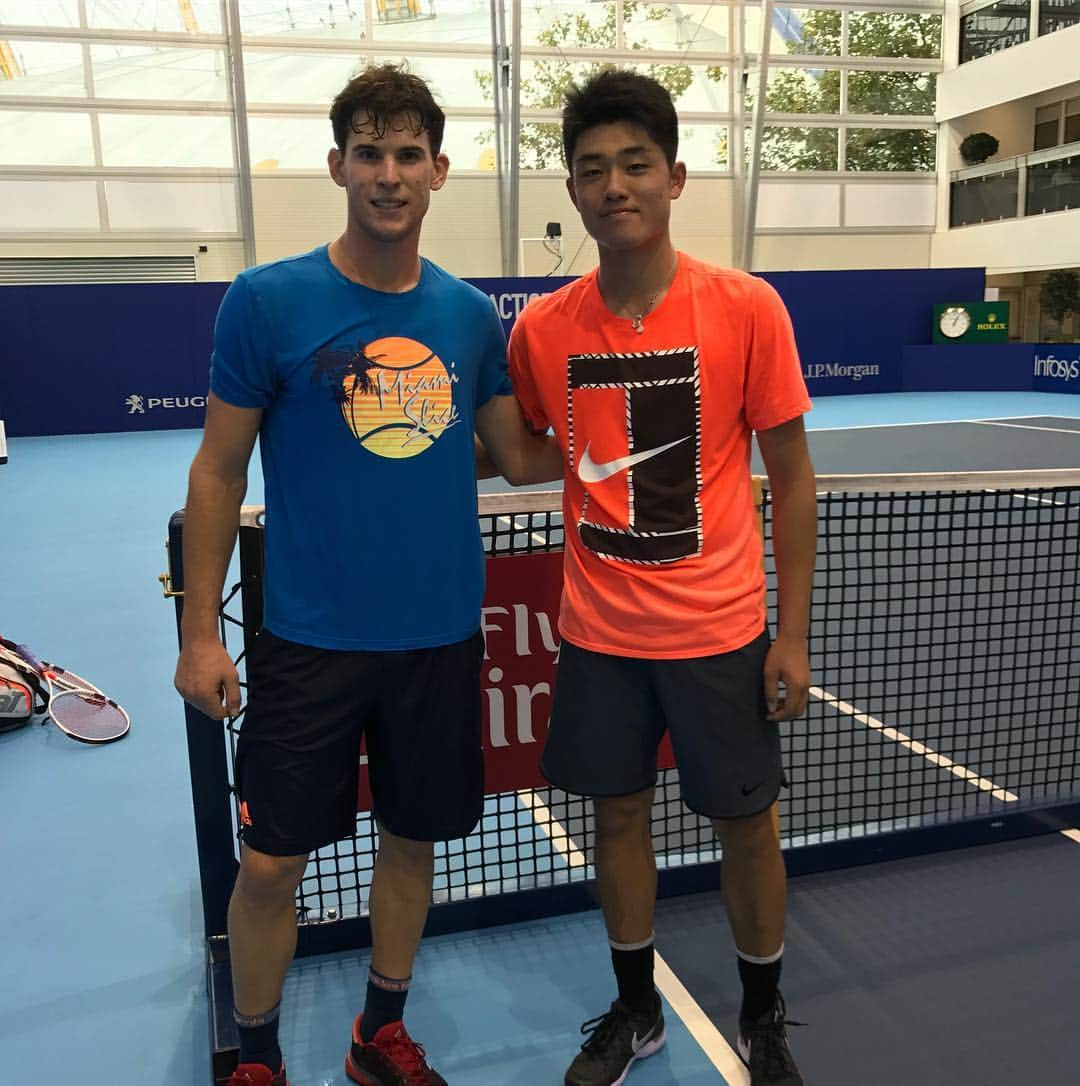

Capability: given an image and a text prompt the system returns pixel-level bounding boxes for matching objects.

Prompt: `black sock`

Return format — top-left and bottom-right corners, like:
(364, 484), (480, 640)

(738, 950), (782, 1024)
(610, 937), (657, 1013)
(360, 968), (411, 1042)
(235, 1002), (282, 1071)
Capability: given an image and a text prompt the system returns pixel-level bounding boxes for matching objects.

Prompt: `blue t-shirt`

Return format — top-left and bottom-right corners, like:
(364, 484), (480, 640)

(210, 245), (511, 650)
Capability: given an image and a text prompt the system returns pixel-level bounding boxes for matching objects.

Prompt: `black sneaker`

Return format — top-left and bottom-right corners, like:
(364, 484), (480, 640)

(737, 992), (804, 1085)
(564, 996), (666, 1086)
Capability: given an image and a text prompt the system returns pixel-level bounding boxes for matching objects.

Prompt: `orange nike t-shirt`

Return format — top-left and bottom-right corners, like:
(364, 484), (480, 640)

(508, 253), (811, 659)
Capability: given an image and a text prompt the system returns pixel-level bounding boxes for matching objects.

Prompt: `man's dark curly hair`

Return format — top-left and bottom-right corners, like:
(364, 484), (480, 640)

(330, 64), (445, 155)
(562, 69), (678, 170)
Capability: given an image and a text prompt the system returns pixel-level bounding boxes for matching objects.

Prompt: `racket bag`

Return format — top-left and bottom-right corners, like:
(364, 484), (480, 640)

(0, 658), (47, 733)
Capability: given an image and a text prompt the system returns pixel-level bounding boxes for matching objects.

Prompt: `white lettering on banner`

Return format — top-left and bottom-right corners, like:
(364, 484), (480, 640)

(489, 291), (551, 321)
(1033, 354), (1080, 382)
(481, 600), (559, 751)
(125, 393), (207, 412)
(802, 363), (881, 382)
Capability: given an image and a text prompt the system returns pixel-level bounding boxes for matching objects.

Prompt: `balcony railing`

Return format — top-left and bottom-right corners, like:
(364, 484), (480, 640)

(949, 141), (1080, 226)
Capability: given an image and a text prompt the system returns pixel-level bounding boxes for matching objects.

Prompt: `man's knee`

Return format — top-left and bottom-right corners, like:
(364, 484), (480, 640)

(234, 847), (308, 908)
(377, 824), (435, 870)
(594, 789), (654, 840)
(713, 804), (780, 857)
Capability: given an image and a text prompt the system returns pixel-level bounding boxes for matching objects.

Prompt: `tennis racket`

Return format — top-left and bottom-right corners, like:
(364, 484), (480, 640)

(0, 638), (130, 744)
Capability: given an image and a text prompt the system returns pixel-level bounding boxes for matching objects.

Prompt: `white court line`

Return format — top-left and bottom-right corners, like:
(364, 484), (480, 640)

(804, 415), (1060, 433)
(496, 513), (557, 550)
(1009, 492), (1067, 506)
(810, 687), (1019, 803)
(517, 787), (748, 1082)
(1061, 829), (1080, 846)
(972, 420), (1080, 436)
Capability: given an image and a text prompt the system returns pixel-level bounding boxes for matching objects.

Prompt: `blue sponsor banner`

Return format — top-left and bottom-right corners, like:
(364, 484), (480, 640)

(467, 276), (575, 340)
(760, 267), (987, 397)
(0, 281), (226, 438)
(6, 265), (1045, 439)
(902, 343), (1037, 392)
(1032, 345), (1080, 394)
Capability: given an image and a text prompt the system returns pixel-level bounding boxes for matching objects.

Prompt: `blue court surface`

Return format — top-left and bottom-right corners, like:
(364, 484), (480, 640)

(1, 390), (1079, 1085)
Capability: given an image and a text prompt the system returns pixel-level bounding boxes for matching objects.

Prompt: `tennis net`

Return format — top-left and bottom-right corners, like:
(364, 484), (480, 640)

(167, 468), (1080, 958)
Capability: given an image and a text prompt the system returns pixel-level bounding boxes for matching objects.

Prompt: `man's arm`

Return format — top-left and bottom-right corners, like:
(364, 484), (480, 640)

(756, 415), (817, 721)
(174, 393), (262, 720)
(474, 393), (564, 486)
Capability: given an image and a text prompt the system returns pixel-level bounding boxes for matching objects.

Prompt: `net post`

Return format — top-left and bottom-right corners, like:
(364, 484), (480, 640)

(752, 477), (781, 844)
(167, 511), (238, 941)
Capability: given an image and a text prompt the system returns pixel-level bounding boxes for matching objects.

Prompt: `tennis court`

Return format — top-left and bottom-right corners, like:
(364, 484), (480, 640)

(2, 391), (1079, 1085)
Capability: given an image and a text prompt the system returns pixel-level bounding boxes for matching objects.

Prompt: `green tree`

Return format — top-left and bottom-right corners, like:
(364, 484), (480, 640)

(759, 10), (940, 171)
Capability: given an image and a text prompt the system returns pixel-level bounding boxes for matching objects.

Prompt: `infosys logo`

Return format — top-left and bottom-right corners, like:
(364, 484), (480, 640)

(1033, 354), (1080, 382)
(124, 394), (207, 415)
(803, 363), (881, 382)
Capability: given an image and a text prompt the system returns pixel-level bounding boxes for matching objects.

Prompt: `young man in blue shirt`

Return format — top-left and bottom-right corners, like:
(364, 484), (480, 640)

(175, 65), (559, 1086)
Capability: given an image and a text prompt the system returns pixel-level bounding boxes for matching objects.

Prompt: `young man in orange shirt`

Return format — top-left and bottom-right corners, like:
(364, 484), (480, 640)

(507, 71), (817, 1086)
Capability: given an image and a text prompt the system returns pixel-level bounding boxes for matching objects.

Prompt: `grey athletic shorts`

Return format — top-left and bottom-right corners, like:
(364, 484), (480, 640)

(540, 630), (785, 819)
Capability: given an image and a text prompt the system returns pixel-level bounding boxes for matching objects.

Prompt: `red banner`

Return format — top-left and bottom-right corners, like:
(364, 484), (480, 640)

(358, 548), (674, 809)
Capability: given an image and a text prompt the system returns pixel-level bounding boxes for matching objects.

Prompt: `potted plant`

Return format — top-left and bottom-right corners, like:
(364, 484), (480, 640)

(959, 132), (999, 166)
(1040, 269), (1080, 342)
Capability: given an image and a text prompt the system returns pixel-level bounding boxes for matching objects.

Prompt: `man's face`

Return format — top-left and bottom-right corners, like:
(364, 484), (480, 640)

(329, 112), (449, 245)
(566, 121), (685, 252)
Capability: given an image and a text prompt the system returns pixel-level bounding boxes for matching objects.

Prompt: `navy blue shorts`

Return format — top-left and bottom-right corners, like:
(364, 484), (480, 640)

(541, 630), (785, 820)
(235, 629), (484, 856)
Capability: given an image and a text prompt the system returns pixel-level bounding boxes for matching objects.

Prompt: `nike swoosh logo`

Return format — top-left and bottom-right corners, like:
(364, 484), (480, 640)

(577, 436), (691, 484)
(741, 781), (765, 797)
(631, 1031), (645, 1053)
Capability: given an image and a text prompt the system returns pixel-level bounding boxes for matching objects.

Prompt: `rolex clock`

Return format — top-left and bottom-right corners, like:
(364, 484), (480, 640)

(938, 305), (972, 339)
(931, 302), (1009, 344)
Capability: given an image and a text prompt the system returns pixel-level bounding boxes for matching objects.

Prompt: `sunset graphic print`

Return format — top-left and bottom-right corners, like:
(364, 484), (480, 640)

(313, 335), (460, 458)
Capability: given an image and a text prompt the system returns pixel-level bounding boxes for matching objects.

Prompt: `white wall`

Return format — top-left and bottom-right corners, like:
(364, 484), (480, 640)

(937, 24), (1080, 121)
(931, 206), (1080, 275)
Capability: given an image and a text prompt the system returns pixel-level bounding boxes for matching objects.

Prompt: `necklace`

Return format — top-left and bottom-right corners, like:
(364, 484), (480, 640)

(631, 293), (659, 334)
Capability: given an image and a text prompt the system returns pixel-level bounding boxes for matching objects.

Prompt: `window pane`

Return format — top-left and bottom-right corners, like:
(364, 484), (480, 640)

(99, 113), (233, 167)
(0, 41), (86, 97)
(846, 128), (936, 172)
(847, 72), (936, 116)
(1034, 120), (1059, 150)
(87, 0), (221, 33)
(1066, 99), (1080, 144)
(749, 68), (840, 114)
(679, 123), (728, 171)
(1025, 154), (1080, 214)
(522, 1), (616, 49)
(758, 126), (838, 171)
(371, 0), (490, 45)
(744, 6), (841, 56)
(249, 115), (333, 169)
(244, 51), (365, 105)
(0, 0), (79, 26)
(520, 59), (727, 114)
(848, 11), (942, 59)
(949, 171), (1019, 226)
(0, 110), (94, 165)
(959, 0), (1030, 63)
(90, 46), (228, 101)
(105, 179), (238, 231)
(1034, 105), (1060, 151)
(624, 3), (730, 53)
(0, 178), (99, 228)
(1039, 0), (1080, 36)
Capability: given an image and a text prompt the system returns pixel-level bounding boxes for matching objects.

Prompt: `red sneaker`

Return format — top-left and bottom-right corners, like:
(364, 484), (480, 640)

(220, 1063), (289, 1086)
(345, 1016), (447, 1086)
